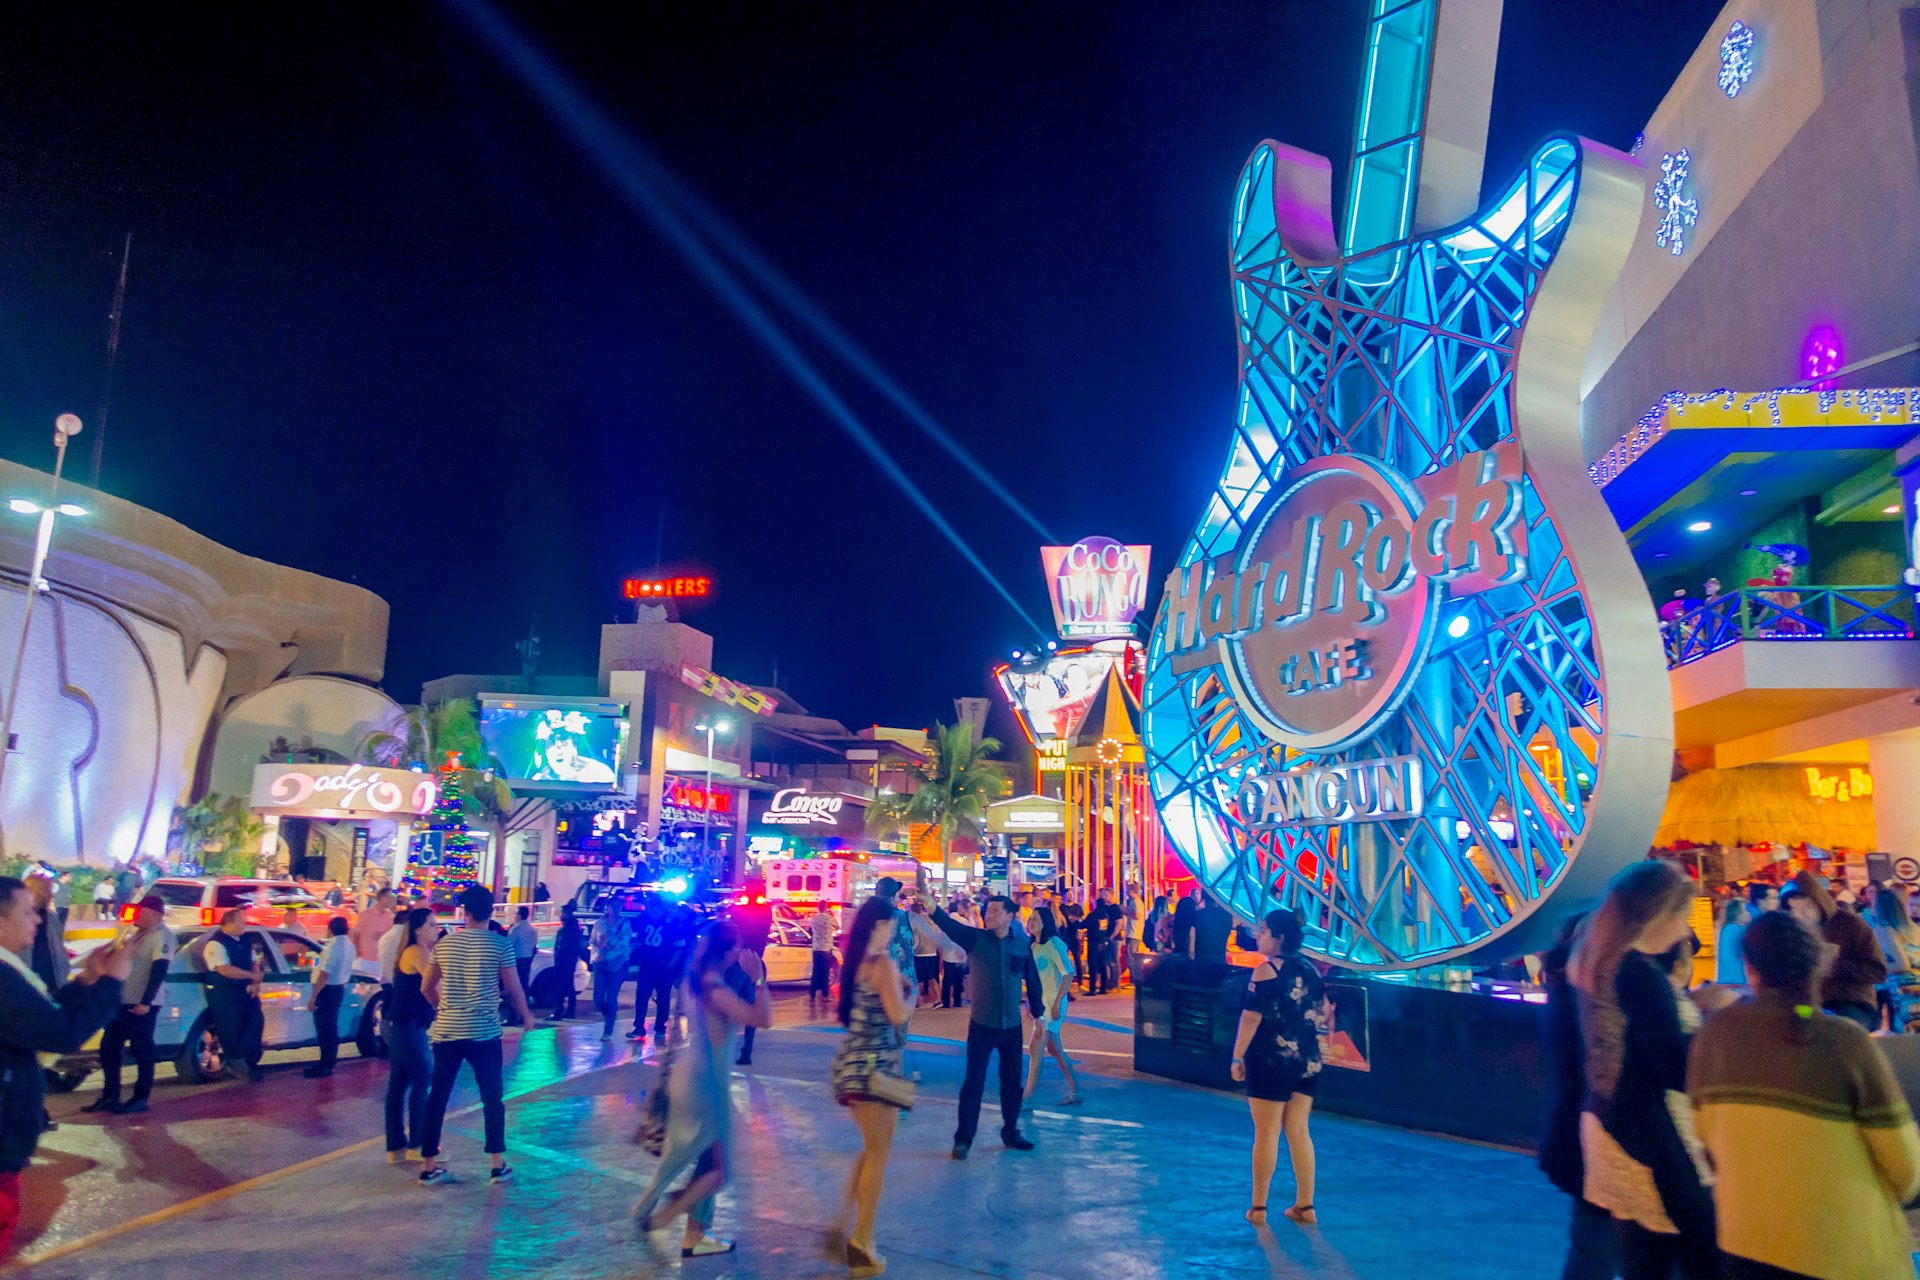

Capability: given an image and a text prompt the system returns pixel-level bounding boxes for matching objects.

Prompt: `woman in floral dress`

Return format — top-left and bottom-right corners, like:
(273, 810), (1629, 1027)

(1230, 908), (1326, 1227)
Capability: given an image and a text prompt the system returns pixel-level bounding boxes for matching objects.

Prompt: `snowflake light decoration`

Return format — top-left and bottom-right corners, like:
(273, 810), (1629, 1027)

(1719, 21), (1756, 98)
(1653, 149), (1697, 256)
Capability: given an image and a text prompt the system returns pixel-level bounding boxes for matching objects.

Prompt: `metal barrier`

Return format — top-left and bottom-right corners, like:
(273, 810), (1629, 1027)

(1661, 586), (1915, 668)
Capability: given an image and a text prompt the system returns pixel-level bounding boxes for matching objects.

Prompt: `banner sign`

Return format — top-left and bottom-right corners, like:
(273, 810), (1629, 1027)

(681, 664), (778, 716)
(1041, 537), (1151, 639)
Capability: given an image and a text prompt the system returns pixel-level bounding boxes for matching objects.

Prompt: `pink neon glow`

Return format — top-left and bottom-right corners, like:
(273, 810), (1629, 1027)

(1803, 326), (1842, 391)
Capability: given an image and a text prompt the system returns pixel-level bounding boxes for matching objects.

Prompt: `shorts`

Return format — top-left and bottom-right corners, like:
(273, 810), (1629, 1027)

(1245, 1065), (1319, 1103)
(914, 955), (940, 985)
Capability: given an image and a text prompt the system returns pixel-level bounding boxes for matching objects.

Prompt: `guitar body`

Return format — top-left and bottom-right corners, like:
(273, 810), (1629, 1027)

(1142, 133), (1674, 969)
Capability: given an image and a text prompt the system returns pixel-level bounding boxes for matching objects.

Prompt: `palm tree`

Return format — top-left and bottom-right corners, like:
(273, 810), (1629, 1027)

(865, 722), (1012, 865)
(357, 699), (515, 824)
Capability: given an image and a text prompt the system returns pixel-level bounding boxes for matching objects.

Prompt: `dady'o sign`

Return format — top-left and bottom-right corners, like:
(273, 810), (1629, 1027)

(250, 763), (438, 820)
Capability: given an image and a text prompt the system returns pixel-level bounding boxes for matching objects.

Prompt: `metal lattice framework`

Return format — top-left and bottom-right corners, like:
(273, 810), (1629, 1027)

(1144, 136), (1659, 970)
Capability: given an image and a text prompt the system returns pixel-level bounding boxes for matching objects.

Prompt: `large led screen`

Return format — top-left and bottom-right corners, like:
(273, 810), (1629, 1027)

(995, 649), (1115, 744)
(478, 696), (630, 791)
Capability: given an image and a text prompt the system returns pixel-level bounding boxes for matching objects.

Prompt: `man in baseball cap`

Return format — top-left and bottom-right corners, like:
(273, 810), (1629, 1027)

(83, 894), (176, 1115)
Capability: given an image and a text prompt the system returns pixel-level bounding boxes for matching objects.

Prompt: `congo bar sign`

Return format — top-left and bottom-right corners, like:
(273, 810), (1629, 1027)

(1162, 443), (1525, 752)
(761, 787), (848, 826)
(249, 763), (438, 820)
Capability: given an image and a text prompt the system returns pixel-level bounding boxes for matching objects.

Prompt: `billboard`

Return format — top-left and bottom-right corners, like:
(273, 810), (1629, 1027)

(1041, 537), (1151, 639)
(994, 647), (1115, 746)
(477, 695), (630, 791)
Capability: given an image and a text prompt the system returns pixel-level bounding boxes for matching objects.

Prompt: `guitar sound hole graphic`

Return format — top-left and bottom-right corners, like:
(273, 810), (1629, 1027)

(1142, 0), (1671, 970)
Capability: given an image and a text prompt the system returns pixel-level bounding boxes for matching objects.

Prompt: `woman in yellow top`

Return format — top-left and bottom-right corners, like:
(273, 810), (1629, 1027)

(1689, 909), (1920, 1280)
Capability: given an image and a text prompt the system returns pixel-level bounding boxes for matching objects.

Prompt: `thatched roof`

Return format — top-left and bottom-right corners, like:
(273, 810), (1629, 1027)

(1654, 763), (1877, 851)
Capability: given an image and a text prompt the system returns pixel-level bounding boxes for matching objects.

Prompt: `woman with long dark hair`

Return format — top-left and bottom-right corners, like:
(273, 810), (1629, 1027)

(632, 920), (771, 1259)
(1229, 908), (1325, 1227)
(1571, 860), (1714, 1279)
(385, 907), (440, 1162)
(823, 896), (912, 1277)
(1869, 884), (1920, 1031)
(1024, 906), (1082, 1105)
(1692, 909), (1920, 1278)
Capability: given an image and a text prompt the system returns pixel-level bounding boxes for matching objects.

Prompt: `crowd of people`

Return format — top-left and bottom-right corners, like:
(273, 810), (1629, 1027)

(1542, 863), (1920, 1280)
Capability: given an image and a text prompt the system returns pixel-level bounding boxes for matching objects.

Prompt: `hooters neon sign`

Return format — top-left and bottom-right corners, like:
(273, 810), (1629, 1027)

(1161, 443), (1526, 750)
(1041, 537), (1151, 639)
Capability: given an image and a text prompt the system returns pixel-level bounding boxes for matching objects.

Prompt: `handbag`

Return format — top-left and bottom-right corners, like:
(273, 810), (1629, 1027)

(634, 1045), (677, 1155)
(864, 1068), (916, 1110)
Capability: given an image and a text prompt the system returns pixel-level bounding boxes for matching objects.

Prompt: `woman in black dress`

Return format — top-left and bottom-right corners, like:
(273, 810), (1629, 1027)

(1230, 908), (1326, 1227)
(1569, 859), (1715, 1279)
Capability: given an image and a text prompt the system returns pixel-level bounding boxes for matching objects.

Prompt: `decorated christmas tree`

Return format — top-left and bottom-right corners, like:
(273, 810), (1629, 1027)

(402, 755), (480, 901)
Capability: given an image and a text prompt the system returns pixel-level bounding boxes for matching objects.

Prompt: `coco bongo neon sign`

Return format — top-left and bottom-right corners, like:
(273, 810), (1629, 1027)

(1162, 443), (1526, 820)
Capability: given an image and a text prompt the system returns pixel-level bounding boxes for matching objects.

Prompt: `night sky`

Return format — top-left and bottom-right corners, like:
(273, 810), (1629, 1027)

(0, 0), (1727, 728)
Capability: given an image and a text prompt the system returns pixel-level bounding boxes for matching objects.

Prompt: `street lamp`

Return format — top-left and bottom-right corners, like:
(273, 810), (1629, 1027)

(0, 414), (86, 827)
(693, 718), (733, 878)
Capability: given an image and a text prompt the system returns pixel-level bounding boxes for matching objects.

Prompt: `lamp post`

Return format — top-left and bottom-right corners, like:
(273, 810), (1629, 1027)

(0, 414), (86, 839)
(693, 718), (732, 878)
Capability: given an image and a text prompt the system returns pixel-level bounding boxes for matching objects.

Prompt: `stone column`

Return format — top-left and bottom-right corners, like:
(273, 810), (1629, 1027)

(1867, 734), (1920, 858)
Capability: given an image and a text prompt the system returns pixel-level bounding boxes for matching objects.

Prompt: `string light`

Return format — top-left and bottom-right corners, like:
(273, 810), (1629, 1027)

(1653, 150), (1697, 256)
(1719, 22), (1756, 98)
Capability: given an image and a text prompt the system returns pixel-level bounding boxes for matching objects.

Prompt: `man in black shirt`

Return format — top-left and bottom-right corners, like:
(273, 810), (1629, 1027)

(1192, 892), (1234, 964)
(930, 895), (1043, 1160)
(204, 908), (266, 1081)
(1086, 889), (1123, 995)
(630, 898), (676, 1042)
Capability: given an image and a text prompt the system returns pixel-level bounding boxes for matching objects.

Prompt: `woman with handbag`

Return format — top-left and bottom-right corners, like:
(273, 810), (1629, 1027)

(1024, 905), (1082, 1106)
(632, 920), (770, 1260)
(826, 896), (913, 1278)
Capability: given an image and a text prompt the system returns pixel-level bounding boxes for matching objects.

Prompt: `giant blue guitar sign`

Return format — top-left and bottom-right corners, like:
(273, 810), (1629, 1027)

(1143, 0), (1674, 970)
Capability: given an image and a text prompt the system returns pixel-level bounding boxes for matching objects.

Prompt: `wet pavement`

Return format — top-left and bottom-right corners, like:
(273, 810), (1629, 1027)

(11, 989), (1571, 1278)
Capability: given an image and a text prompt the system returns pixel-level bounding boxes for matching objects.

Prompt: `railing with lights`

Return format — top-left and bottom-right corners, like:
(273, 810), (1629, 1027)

(1661, 586), (1915, 668)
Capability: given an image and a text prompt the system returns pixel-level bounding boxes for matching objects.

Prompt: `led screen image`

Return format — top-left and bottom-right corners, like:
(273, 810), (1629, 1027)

(995, 649), (1115, 744)
(478, 696), (630, 791)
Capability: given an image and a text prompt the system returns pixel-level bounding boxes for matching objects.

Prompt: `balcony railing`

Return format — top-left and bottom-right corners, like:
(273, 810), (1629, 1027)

(1660, 585), (1916, 669)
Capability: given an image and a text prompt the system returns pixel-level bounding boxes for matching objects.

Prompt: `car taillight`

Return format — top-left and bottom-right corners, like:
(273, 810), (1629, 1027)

(200, 908), (219, 926)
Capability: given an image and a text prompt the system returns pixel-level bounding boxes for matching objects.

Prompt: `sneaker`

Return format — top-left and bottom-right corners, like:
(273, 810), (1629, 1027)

(246, 1068), (266, 1083)
(1058, 1094), (1084, 1107)
(81, 1098), (120, 1114)
(302, 1067), (332, 1079)
(489, 1164), (514, 1184)
(682, 1235), (734, 1258)
(1003, 1133), (1035, 1151)
(114, 1099), (150, 1115)
(625, 1029), (645, 1041)
(735, 1054), (752, 1066)
(418, 1166), (452, 1186)
(950, 1143), (969, 1160)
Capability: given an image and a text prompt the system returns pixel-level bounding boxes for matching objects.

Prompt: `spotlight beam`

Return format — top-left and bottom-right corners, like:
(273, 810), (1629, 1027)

(441, 0), (1049, 636)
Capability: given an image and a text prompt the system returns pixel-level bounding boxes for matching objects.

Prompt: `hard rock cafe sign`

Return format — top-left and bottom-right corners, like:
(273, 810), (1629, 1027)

(1140, 0), (1674, 971)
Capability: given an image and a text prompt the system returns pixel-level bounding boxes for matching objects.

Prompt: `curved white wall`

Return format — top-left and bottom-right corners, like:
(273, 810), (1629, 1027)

(0, 582), (227, 864)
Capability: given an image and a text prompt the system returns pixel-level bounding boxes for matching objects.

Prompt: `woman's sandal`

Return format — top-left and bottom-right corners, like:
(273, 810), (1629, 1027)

(848, 1238), (888, 1277)
(1283, 1204), (1317, 1226)
(821, 1226), (850, 1263)
(1245, 1205), (1267, 1225)
(682, 1234), (736, 1257)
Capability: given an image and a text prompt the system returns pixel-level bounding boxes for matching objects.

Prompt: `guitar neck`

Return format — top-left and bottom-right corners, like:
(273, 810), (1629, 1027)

(1341, 0), (1502, 261)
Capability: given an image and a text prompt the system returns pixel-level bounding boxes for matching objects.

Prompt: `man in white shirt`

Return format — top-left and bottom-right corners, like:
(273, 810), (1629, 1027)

(807, 907), (838, 1006)
(304, 916), (357, 1079)
(507, 907), (539, 1027)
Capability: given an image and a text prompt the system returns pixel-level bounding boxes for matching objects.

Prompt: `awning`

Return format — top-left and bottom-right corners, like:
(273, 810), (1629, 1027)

(1654, 763), (1878, 851)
